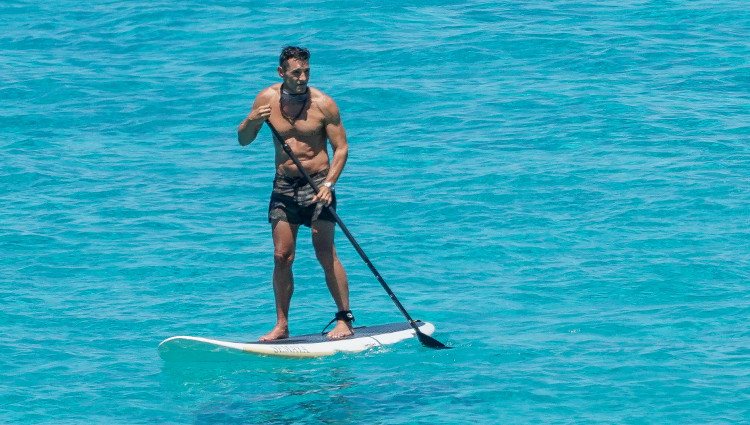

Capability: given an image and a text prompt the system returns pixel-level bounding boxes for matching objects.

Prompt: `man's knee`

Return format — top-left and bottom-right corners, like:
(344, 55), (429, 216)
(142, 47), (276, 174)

(274, 250), (295, 268)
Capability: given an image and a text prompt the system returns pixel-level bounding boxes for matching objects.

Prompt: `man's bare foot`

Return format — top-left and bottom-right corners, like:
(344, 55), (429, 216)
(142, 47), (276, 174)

(326, 320), (354, 339)
(259, 325), (289, 341)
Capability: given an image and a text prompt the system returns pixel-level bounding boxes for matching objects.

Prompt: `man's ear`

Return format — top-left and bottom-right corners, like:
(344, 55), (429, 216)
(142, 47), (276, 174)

(277, 65), (285, 77)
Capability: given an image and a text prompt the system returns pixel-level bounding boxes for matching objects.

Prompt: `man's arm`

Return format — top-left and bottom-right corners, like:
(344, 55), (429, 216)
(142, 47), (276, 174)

(312, 96), (348, 206)
(238, 89), (273, 146)
(323, 97), (348, 186)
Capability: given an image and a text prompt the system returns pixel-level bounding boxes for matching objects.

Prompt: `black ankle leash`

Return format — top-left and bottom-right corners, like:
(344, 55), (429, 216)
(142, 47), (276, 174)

(321, 310), (355, 335)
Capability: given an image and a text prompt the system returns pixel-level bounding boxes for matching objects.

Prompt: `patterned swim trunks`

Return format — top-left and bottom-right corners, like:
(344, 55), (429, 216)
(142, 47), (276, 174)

(268, 169), (337, 227)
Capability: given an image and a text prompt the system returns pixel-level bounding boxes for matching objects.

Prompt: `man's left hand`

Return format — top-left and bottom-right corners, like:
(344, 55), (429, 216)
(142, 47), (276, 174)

(312, 187), (333, 206)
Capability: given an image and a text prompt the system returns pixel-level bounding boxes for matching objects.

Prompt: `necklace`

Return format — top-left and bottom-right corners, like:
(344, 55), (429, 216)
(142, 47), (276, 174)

(279, 85), (309, 124)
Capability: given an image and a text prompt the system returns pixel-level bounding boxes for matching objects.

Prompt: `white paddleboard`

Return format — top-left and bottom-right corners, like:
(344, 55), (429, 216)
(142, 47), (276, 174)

(158, 321), (435, 360)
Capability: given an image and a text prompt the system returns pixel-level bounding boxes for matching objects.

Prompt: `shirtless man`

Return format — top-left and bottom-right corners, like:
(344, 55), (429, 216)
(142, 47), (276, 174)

(237, 46), (354, 340)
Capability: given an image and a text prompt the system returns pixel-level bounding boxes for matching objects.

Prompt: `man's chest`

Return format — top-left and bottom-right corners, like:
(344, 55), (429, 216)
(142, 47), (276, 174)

(272, 108), (326, 138)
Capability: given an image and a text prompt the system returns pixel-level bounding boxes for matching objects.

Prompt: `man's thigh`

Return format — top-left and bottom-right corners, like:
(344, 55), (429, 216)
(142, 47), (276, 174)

(272, 220), (300, 254)
(311, 219), (336, 253)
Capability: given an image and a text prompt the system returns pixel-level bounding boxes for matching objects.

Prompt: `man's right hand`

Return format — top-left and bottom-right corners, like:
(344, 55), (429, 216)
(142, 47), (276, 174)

(247, 104), (272, 122)
(238, 103), (272, 145)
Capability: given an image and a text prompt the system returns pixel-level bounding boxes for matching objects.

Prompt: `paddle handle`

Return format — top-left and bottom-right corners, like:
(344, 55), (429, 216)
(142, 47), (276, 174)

(265, 121), (419, 326)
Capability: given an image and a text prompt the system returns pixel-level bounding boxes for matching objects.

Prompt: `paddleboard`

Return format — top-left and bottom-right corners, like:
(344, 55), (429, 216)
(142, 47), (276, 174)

(158, 321), (434, 360)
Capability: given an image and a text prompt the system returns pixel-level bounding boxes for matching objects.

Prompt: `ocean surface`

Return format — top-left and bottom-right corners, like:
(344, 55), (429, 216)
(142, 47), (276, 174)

(2, 1), (749, 423)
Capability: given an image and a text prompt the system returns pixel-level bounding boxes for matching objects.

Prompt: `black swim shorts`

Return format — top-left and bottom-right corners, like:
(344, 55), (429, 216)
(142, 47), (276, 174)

(268, 169), (337, 227)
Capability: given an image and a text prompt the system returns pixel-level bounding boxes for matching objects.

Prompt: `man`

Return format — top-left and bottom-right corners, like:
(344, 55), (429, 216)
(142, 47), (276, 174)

(237, 46), (354, 340)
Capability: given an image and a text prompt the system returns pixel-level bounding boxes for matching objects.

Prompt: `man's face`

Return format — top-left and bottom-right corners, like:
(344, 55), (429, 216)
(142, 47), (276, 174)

(278, 59), (310, 94)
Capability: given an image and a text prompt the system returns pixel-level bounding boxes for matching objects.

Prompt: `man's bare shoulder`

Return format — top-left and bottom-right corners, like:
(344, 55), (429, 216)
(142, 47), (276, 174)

(310, 87), (333, 104)
(256, 84), (281, 101)
(310, 87), (339, 118)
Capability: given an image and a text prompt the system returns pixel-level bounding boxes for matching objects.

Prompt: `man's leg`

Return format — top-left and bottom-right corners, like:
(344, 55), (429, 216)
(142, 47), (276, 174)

(312, 219), (353, 339)
(259, 220), (299, 341)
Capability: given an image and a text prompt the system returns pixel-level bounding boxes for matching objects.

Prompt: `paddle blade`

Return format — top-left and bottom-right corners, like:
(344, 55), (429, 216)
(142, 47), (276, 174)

(416, 330), (451, 349)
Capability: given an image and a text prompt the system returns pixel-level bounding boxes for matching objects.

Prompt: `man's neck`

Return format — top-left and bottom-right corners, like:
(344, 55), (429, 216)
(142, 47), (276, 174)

(281, 84), (309, 95)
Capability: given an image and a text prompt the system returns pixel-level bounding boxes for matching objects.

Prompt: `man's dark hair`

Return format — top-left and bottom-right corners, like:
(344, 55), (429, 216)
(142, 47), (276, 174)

(279, 46), (310, 69)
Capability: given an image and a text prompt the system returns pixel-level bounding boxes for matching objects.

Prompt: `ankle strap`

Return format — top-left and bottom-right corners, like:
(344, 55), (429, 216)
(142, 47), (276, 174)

(335, 310), (355, 322)
(321, 310), (355, 335)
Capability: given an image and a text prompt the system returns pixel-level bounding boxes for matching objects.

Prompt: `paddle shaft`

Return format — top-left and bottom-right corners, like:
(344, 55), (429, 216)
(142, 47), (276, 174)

(264, 121), (441, 345)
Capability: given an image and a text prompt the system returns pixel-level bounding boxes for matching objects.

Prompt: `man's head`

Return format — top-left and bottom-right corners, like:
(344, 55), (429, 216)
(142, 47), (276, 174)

(278, 46), (310, 94)
(279, 46), (310, 69)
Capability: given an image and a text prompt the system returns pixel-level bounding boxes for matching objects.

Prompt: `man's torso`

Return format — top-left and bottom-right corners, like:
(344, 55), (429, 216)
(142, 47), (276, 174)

(265, 84), (330, 177)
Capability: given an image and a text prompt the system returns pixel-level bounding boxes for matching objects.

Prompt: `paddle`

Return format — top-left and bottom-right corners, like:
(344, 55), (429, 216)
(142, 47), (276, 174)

(265, 120), (450, 349)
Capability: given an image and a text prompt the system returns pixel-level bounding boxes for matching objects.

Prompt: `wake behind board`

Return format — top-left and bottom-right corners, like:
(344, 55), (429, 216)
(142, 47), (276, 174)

(158, 321), (435, 360)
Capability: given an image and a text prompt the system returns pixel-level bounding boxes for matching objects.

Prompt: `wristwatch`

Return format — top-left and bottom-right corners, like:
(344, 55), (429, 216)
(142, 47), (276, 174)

(323, 181), (335, 190)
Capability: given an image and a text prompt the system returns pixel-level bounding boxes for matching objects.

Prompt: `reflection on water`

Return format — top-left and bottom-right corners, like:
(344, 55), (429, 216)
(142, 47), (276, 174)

(160, 358), (362, 424)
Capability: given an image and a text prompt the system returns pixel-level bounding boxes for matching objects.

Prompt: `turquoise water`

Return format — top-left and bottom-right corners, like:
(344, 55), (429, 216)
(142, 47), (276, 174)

(2, 0), (749, 423)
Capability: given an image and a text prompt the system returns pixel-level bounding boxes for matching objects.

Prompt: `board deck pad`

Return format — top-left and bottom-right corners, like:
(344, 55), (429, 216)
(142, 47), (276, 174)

(259, 322), (421, 344)
(159, 321), (435, 360)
